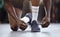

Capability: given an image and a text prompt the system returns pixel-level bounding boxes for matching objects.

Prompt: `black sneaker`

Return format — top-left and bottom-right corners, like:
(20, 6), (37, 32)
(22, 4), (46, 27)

(31, 20), (40, 32)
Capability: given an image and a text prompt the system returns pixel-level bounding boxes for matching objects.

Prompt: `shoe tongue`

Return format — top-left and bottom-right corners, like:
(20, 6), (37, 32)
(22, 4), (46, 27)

(32, 20), (38, 26)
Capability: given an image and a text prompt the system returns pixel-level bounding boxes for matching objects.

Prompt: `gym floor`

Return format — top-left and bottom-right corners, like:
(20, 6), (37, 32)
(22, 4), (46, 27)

(0, 23), (60, 37)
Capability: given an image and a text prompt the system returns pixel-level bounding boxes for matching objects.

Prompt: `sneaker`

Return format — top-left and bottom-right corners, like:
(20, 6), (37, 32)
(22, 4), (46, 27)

(31, 20), (40, 32)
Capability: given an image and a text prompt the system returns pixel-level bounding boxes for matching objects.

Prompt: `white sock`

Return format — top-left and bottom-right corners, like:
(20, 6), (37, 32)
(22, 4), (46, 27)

(20, 16), (30, 23)
(32, 6), (39, 21)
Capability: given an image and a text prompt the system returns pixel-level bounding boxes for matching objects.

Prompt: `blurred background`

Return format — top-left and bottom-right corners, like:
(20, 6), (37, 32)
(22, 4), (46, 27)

(0, 0), (9, 23)
(0, 0), (60, 24)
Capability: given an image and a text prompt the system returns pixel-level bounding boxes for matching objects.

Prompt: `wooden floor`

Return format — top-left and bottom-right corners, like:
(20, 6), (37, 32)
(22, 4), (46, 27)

(0, 23), (60, 37)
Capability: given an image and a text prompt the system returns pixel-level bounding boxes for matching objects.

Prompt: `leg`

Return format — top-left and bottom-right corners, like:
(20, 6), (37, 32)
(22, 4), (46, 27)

(31, 6), (40, 32)
(30, 0), (40, 32)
